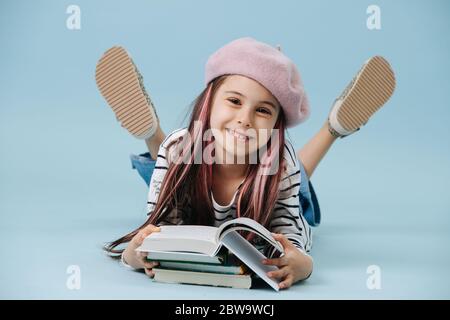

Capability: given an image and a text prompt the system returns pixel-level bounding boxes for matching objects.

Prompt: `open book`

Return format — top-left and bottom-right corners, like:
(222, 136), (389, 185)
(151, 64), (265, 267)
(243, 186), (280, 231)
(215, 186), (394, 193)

(136, 217), (285, 291)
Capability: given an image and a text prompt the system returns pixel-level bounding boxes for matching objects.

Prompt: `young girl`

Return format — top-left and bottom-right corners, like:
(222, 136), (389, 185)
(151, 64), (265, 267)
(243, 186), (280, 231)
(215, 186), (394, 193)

(96, 37), (395, 289)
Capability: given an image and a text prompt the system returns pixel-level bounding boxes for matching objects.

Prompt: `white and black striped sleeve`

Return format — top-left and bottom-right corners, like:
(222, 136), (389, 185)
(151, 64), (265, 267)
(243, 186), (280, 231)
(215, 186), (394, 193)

(266, 140), (312, 258)
(146, 128), (188, 217)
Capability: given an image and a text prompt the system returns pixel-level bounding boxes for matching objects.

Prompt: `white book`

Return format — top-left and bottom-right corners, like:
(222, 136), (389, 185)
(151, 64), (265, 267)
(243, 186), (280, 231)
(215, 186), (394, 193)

(152, 268), (252, 289)
(136, 217), (284, 291)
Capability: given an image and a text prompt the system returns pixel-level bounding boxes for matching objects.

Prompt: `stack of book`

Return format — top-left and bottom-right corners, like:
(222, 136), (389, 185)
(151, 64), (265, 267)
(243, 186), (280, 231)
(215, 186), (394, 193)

(136, 217), (285, 291)
(147, 248), (253, 289)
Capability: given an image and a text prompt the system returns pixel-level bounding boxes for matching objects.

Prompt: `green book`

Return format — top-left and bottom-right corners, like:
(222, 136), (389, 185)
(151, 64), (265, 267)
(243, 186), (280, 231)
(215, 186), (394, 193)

(148, 251), (248, 275)
(146, 247), (228, 265)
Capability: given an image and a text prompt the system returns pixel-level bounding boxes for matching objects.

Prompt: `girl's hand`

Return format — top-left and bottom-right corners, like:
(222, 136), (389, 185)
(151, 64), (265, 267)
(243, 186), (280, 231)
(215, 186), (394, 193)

(262, 233), (313, 290)
(122, 224), (161, 277)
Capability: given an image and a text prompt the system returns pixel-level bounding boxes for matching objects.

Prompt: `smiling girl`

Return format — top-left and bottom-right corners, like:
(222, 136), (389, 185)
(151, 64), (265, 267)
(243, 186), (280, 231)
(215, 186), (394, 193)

(96, 37), (395, 289)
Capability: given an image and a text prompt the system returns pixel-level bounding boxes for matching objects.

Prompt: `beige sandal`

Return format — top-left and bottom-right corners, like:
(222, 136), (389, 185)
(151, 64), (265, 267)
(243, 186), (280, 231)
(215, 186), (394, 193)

(95, 46), (159, 139)
(328, 56), (396, 138)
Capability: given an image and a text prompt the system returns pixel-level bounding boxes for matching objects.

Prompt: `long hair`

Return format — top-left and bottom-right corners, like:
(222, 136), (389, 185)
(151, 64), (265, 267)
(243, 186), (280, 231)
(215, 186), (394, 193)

(104, 75), (287, 256)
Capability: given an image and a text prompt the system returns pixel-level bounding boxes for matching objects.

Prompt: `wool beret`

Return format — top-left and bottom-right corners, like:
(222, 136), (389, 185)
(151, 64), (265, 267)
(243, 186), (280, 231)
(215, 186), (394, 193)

(205, 37), (310, 127)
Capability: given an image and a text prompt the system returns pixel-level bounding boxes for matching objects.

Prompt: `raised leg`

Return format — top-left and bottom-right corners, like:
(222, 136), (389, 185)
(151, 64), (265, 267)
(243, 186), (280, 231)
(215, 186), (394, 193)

(297, 121), (337, 179)
(145, 126), (166, 160)
(297, 56), (396, 179)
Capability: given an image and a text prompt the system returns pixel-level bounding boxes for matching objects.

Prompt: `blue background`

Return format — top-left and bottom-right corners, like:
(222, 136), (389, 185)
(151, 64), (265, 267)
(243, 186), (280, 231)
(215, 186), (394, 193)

(1, 0), (449, 299)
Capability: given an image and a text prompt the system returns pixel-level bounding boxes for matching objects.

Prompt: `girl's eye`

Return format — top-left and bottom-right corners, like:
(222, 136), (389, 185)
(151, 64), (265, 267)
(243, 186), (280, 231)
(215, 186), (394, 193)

(257, 107), (271, 115)
(227, 98), (241, 105)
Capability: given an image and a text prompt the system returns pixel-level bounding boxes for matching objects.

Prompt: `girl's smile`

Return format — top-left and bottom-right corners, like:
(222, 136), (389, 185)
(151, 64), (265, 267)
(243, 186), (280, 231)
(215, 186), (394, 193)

(225, 128), (254, 142)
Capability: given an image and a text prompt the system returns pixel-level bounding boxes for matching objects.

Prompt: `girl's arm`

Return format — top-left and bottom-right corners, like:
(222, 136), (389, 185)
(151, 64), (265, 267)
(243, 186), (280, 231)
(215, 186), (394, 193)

(263, 140), (313, 289)
(146, 144), (169, 216)
(121, 224), (161, 276)
(146, 128), (190, 223)
(263, 233), (313, 289)
(267, 141), (312, 255)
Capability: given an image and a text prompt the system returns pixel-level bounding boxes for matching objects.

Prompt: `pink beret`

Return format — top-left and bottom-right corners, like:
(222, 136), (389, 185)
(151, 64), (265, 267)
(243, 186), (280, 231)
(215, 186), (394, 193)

(204, 37), (310, 127)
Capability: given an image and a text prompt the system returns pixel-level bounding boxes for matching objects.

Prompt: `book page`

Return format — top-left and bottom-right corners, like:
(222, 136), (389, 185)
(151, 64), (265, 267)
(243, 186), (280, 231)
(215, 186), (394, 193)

(216, 217), (284, 254)
(221, 231), (280, 291)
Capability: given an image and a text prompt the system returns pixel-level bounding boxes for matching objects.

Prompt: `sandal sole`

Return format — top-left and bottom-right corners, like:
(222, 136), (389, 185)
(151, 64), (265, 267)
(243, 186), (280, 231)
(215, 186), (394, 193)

(337, 56), (396, 132)
(95, 46), (157, 139)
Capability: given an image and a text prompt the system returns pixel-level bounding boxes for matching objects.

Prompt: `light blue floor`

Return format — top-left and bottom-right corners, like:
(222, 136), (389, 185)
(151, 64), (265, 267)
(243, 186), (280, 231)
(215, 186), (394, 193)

(1, 0), (449, 299)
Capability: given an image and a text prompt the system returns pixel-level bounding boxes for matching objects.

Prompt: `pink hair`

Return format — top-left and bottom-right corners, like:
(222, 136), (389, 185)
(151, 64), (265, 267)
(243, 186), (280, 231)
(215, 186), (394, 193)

(105, 75), (287, 255)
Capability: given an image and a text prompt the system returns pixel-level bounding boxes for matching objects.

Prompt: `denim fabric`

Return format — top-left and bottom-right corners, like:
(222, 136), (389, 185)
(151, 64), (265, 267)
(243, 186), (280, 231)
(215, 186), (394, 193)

(129, 152), (156, 186)
(297, 158), (321, 227)
(130, 152), (321, 227)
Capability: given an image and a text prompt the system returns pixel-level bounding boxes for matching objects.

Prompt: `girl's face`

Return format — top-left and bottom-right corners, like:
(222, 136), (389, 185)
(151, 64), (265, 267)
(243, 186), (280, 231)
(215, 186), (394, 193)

(209, 75), (280, 160)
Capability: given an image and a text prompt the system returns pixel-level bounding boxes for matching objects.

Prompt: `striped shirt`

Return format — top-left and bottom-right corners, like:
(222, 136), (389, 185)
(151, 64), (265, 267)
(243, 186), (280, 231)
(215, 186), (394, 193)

(146, 128), (312, 257)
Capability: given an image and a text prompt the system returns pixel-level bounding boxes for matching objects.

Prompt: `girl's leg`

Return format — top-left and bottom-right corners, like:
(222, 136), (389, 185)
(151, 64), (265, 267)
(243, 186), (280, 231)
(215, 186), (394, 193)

(298, 56), (396, 178)
(95, 47), (169, 185)
(297, 121), (337, 179)
(145, 126), (166, 160)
